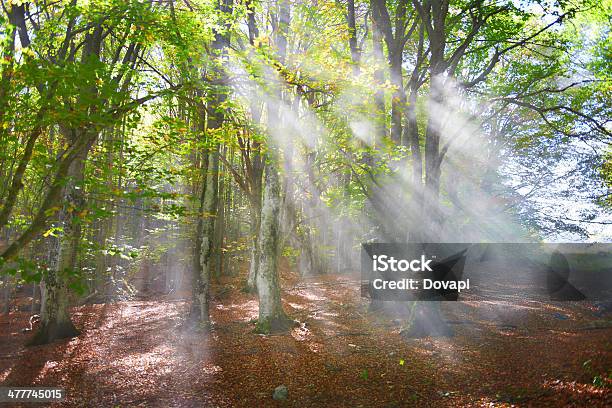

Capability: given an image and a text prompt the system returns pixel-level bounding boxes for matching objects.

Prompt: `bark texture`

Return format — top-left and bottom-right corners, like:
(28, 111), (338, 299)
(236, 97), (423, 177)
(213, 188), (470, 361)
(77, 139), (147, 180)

(255, 157), (290, 333)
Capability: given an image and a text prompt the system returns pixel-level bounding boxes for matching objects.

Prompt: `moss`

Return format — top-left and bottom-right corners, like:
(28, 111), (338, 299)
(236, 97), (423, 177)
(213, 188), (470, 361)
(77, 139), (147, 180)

(254, 315), (295, 334)
(254, 317), (271, 334)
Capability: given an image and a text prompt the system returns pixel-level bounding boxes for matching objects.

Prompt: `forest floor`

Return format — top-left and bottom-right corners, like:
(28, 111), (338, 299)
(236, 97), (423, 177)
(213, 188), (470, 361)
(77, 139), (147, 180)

(1, 263), (611, 407)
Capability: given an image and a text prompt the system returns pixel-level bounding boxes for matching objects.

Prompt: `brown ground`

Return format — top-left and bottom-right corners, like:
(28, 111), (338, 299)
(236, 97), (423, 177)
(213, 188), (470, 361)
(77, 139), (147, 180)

(0, 266), (610, 407)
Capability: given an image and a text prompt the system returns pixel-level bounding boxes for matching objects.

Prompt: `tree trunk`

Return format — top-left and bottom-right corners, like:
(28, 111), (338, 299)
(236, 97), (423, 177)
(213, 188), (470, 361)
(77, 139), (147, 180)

(195, 147), (219, 327)
(389, 52), (405, 145)
(246, 205), (261, 291)
(244, 0), (264, 291)
(424, 72), (445, 241)
(191, 148), (208, 319)
(401, 302), (453, 338)
(255, 157), (290, 333)
(422, 0), (448, 240)
(253, 0), (293, 334)
(190, 0), (232, 325)
(29, 147), (88, 345)
(214, 147), (227, 278)
(1, 274), (10, 315)
(371, 15), (386, 145)
(404, 89), (423, 241)
(406, 90), (422, 183)
(347, 0), (360, 75)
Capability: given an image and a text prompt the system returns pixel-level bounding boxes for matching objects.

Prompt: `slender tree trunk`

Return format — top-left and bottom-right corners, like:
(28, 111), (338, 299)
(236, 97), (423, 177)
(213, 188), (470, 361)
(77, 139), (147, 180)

(191, 148), (208, 319)
(347, 0), (360, 75)
(0, 8), (17, 202)
(195, 147), (219, 327)
(246, 202), (261, 291)
(410, 27), (450, 336)
(389, 53), (405, 144)
(371, 16), (386, 145)
(244, 0), (264, 291)
(371, 0), (410, 145)
(424, 71), (445, 240)
(422, 0), (448, 238)
(245, 142), (264, 292)
(191, 0), (232, 325)
(405, 89), (423, 241)
(406, 90), (422, 184)
(1, 274), (10, 315)
(214, 147), (227, 278)
(223, 174), (232, 277)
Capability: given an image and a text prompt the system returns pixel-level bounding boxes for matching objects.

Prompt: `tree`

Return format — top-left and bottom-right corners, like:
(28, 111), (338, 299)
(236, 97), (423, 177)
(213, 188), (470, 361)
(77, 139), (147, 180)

(0, 0), (181, 344)
(254, 0), (292, 333)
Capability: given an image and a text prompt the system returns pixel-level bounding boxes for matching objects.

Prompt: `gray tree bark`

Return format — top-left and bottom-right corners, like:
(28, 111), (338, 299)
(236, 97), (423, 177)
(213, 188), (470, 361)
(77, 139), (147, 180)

(29, 146), (89, 345)
(190, 0), (232, 326)
(246, 208), (261, 291)
(255, 156), (290, 333)
(195, 148), (219, 327)
(254, 0), (292, 333)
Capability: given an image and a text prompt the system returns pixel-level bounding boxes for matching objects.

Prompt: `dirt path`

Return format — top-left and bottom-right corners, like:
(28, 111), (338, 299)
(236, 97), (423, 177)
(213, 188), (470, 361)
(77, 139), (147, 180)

(1, 272), (610, 407)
